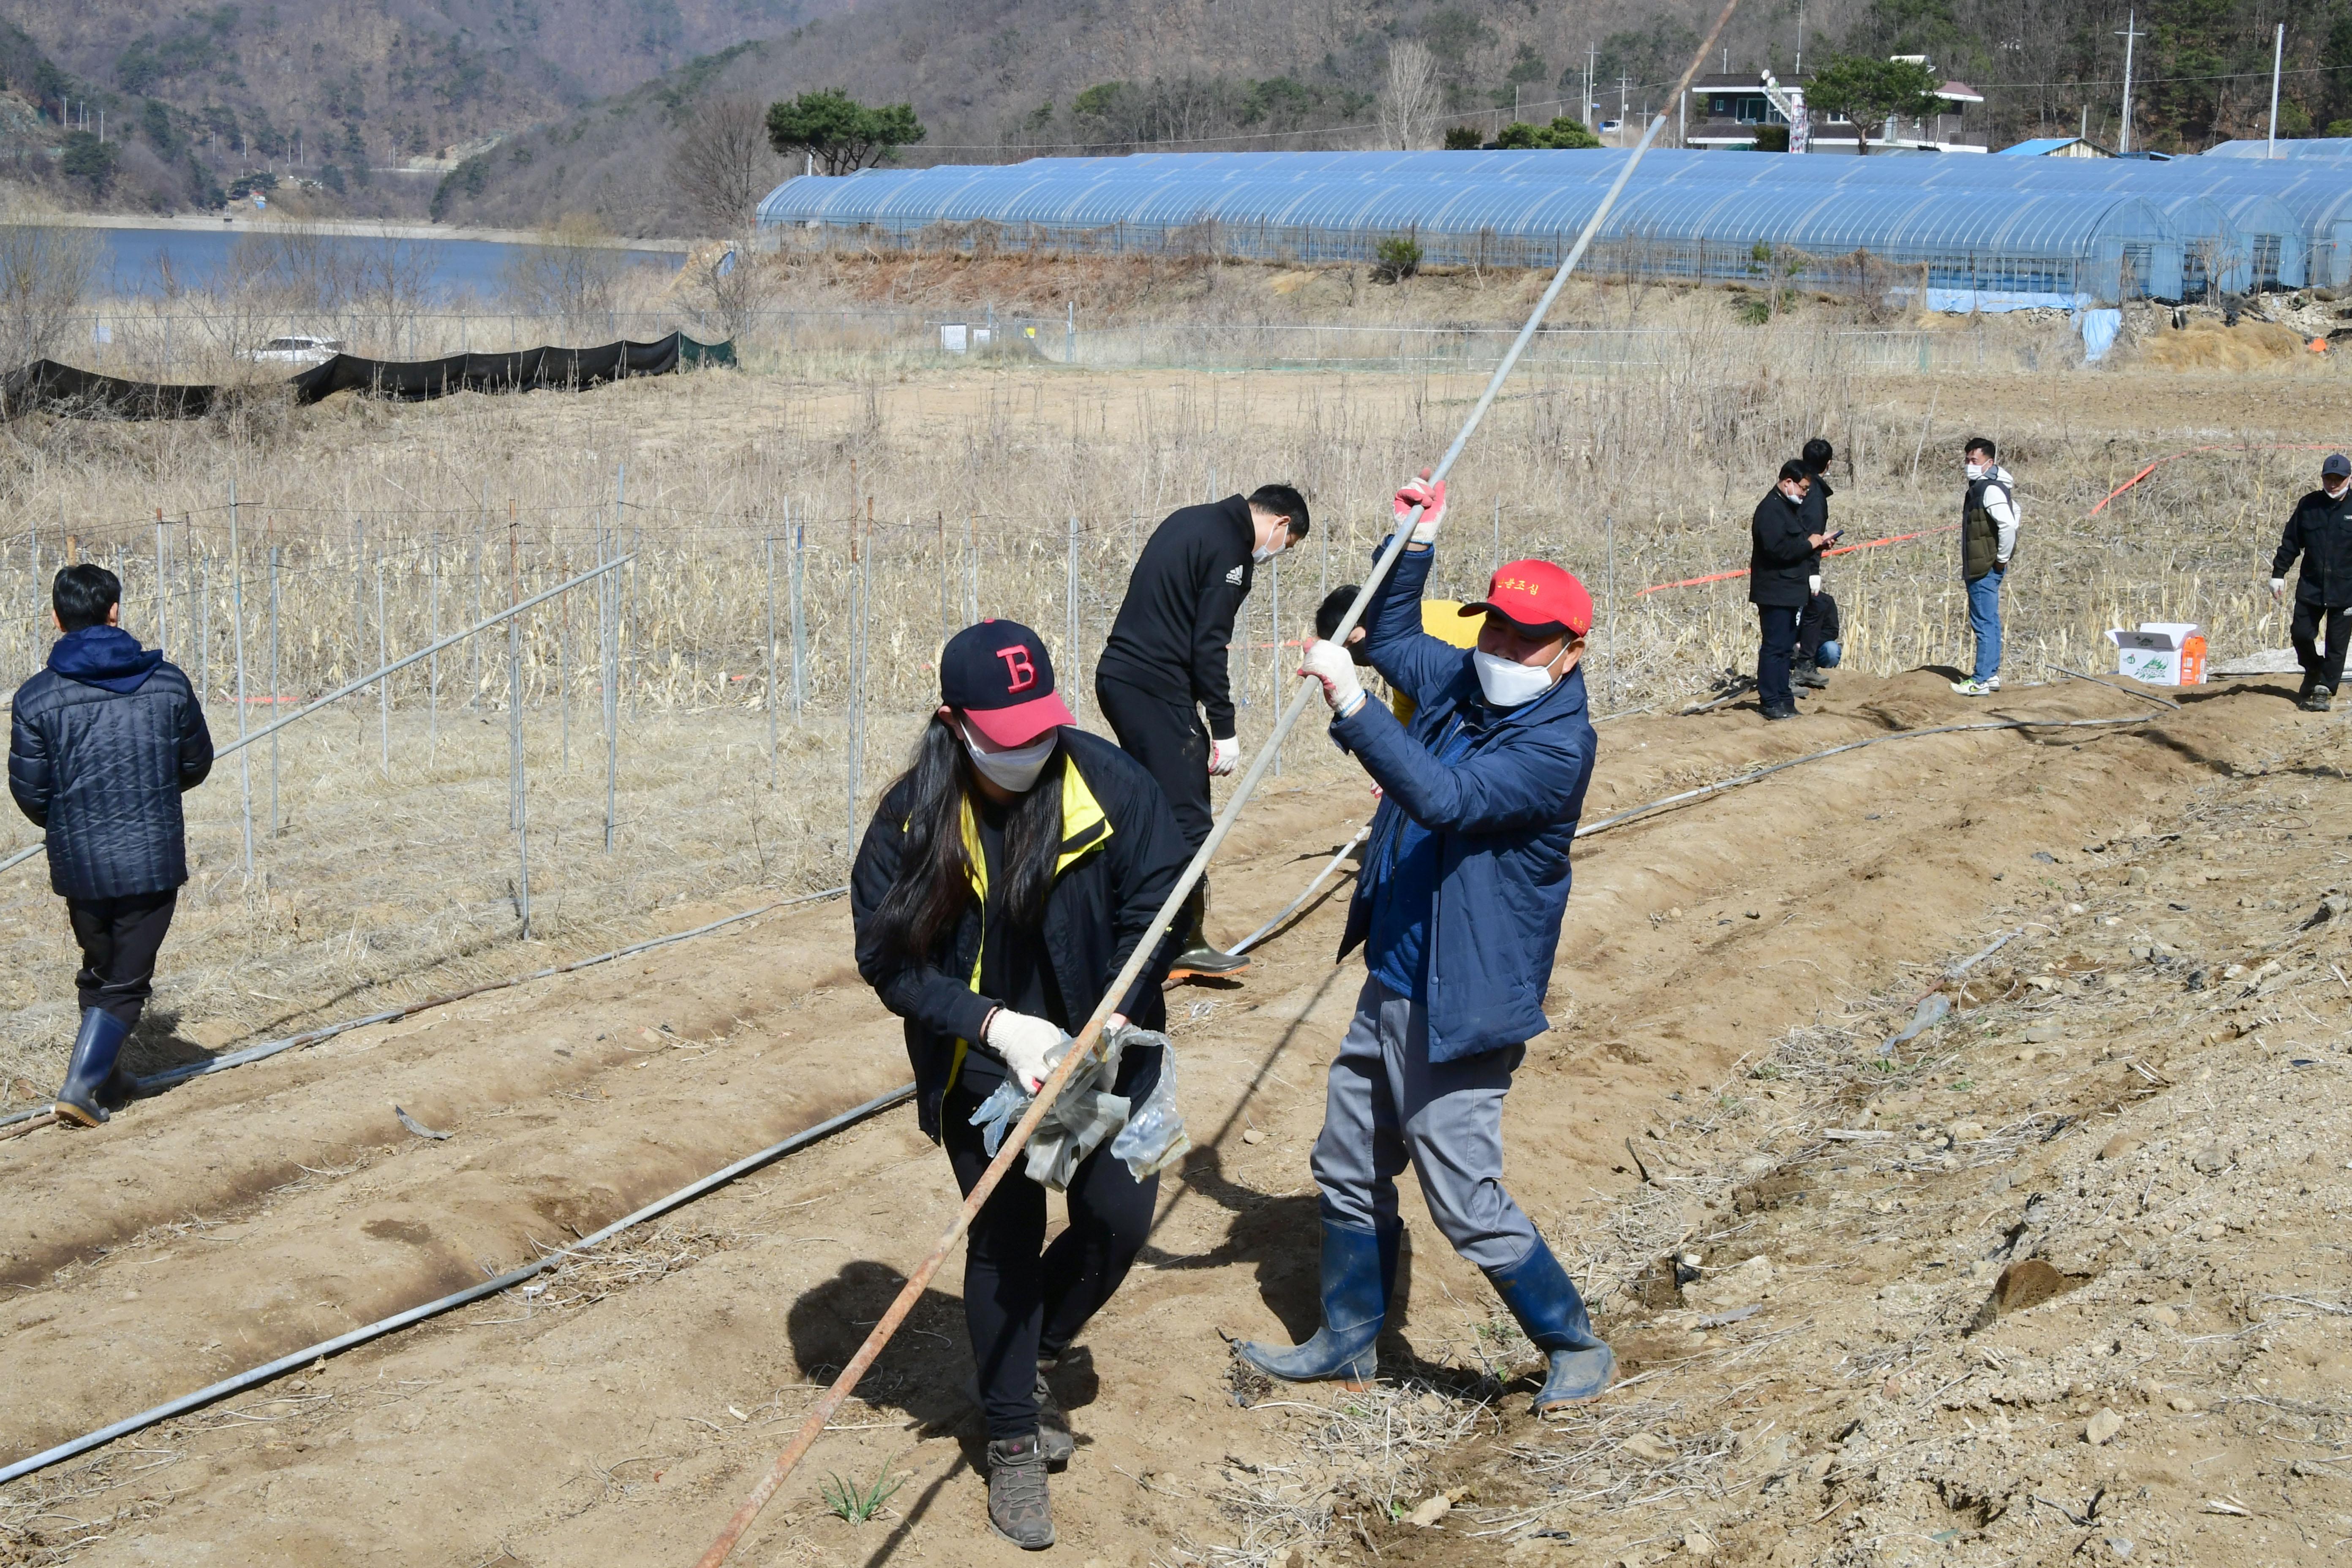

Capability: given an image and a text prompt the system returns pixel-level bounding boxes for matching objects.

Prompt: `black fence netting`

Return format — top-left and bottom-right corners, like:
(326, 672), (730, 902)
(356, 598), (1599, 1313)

(2, 333), (735, 421)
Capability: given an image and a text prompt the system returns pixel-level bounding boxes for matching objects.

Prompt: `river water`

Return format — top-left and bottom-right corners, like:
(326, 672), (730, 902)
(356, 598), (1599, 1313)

(93, 225), (688, 301)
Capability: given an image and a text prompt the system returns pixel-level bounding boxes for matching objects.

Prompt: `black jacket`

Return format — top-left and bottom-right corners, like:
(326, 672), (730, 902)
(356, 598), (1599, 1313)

(1799, 470), (1834, 573)
(1748, 487), (1816, 608)
(1095, 495), (1256, 740)
(851, 727), (1187, 1141)
(1797, 589), (1841, 656)
(2273, 486), (2352, 607)
(10, 627), (213, 901)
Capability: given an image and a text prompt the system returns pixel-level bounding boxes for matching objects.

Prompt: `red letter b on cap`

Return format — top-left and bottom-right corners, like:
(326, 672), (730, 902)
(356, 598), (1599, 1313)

(996, 646), (1037, 692)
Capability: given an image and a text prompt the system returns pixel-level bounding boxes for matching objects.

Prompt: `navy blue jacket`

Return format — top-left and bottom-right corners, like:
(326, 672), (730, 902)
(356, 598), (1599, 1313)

(1330, 542), (1597, 1063)
(9, 627), (212, 900)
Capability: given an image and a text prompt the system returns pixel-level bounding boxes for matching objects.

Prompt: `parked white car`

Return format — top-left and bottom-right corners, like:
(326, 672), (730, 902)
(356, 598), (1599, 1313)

(245, 335), (346, 365)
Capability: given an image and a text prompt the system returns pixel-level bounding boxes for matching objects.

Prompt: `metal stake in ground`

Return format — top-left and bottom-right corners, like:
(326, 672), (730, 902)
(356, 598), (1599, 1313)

(765, 534), (778, 786)
(229, 482), (253, 874)
(605, 465), (623, 852)
(376, 562), (389, 777)
(269, 547), (281, 836)
(693, 4), (1745, 1556)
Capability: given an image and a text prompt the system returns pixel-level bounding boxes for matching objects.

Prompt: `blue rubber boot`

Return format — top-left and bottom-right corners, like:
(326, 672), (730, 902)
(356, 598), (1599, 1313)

(54, 1009), (131, 1129)
(1486, 1236), (1615, 1412)
(1234, 1217), (1399, 1387)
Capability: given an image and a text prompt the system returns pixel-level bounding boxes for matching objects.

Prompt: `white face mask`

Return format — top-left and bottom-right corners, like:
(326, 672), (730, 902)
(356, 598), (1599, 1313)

(1965, 462), (1987, 482)
(1473, 648), (1560, 708)
(961, 724), (1059, 792)
(1252, 540), (1283, 564)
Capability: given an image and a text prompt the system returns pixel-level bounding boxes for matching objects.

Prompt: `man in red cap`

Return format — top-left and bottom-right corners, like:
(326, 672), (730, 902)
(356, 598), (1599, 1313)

(1235, 474), (1614, 1415)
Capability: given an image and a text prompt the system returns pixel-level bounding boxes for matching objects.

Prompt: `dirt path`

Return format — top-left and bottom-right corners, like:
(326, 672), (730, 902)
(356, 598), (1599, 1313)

(0, 669), (2319, 1566)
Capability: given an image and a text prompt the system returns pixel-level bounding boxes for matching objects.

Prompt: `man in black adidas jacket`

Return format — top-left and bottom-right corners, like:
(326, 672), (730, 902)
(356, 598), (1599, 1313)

(2271, 452), (2352, 712)
(1095, 484), (1308, 977)
(9, 564), (212, 1127)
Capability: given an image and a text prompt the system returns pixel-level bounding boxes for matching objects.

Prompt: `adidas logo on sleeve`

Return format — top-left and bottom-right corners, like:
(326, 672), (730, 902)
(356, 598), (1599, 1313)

(1225, 564), (1245, 585)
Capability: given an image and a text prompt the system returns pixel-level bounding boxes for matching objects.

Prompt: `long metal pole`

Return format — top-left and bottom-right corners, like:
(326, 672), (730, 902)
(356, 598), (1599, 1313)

(269, 547), (281, 837)
(230, 482), (252, 874)
(153, 510), (166, 653)
(2268, 22), (2284, 160)
(376, 564), (389, 777)
(765, 535), (779, 784)
(693, 4), (1743, 1555)
(512, 612), (530, 937)
(605, 465), (622, 852)
(789, 516), (806, 719)
(428, 540), (440, 758)
(1065, 514), (1081, 724)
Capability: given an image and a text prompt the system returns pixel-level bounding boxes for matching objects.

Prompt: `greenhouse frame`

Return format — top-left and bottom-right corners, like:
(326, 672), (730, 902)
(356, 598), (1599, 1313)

(757, 145), (2352, 308)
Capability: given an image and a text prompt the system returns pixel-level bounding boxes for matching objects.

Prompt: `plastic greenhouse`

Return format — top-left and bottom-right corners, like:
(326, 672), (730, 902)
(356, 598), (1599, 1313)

(757, 146), (2352, 308)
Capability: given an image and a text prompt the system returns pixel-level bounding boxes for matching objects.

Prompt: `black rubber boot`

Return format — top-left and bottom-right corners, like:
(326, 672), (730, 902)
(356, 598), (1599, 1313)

(1793, 657), (1828, 690)
(1165, 878), (1250, 980)
(1234, 1216), (1399, 1386)
(2305, 683), (2336, 713)
(54, 1008), (131, 1129)
(1486, 1236), (1615, 1413)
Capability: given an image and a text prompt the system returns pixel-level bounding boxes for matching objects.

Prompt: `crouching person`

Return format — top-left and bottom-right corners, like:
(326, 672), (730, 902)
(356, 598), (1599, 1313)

(851, 620), (1187, 1549)
(8, 565), (212, 1127)
(1236, 474), (1613, 1413)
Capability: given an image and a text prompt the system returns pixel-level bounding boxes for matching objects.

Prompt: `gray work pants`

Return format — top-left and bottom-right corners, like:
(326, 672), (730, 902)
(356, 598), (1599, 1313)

(1309, 975), (1540, 1272)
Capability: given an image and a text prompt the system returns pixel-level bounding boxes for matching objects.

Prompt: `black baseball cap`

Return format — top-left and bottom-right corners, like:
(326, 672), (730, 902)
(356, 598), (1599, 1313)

(939, 620), (1075, 746)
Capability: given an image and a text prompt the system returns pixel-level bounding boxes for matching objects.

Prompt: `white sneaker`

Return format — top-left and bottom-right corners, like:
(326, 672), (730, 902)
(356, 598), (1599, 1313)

(1951, 678), (1996, 697)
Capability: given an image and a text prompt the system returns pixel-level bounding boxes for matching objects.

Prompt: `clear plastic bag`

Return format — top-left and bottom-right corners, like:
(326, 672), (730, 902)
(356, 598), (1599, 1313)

(961, 1024), (1189, 1191)
(1110, 1033), (1191, 1181)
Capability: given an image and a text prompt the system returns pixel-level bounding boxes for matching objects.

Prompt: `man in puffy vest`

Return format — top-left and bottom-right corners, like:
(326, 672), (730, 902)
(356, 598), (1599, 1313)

(1952, 436), (2019, 697)
(8, 564), (212, 1127)
(2271, 452), (2352, 713)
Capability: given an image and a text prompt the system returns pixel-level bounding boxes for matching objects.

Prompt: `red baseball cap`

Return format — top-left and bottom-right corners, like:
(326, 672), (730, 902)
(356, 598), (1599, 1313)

(1460, 558), (1594, 637)
(940, 620), (1076, 746)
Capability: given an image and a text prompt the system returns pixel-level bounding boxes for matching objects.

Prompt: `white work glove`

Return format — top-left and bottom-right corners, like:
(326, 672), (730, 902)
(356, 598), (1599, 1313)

(1394, 471), (1447, 544)
(2272, 577), (2287, 602)
(1808, 574), (1821, 596)
(1298, 639), (1367, 718)
(984, 1008), (1066, 1094)
(1208, 735), (1241, 776)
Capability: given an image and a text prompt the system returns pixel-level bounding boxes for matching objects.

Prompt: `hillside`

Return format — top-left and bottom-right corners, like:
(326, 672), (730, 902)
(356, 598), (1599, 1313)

(0, 0), (832, 215)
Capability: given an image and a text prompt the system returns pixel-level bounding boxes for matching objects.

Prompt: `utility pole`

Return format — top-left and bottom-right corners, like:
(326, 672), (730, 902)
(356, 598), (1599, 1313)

(1588, 43), (1598, 128)
(2116, 10), (2143, 155)
(2269, 22), (2285, 160)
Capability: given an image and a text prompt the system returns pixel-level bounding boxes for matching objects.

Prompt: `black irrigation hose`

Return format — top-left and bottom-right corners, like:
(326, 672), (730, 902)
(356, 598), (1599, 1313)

(0, 886), (850, 1130)
(0, 1081), (915, 1487)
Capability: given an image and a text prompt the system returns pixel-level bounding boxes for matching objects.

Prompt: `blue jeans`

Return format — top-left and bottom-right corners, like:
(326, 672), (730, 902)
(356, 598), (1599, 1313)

(1967, 570), (2004, 683)
(1814, 639), (1842, 668)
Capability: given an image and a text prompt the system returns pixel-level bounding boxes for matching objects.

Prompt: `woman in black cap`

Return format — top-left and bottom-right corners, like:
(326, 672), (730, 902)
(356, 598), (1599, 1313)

(851, 618), (1187, 1550)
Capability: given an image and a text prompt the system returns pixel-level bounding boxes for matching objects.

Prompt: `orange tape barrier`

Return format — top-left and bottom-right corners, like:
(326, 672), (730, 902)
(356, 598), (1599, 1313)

(1631, 524), (1958, 598)
(2088, 442), (2347, 517)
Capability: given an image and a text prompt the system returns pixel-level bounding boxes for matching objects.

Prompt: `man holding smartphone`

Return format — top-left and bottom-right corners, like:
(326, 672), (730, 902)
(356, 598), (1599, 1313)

(1750, 461), (1837, 721)
(1792, 437), (1837, 691)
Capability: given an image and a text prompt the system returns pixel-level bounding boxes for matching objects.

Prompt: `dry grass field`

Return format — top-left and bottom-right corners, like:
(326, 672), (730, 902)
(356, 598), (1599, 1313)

(4, 259), (2352, 1566)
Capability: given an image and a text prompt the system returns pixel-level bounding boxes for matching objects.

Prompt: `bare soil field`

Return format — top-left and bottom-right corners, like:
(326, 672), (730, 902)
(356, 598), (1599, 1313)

(3, 661), (2343, 1568)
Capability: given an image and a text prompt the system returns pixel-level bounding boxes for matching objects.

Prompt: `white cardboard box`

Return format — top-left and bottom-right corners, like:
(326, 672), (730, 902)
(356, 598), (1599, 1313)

(2106, 621), (2207, 686)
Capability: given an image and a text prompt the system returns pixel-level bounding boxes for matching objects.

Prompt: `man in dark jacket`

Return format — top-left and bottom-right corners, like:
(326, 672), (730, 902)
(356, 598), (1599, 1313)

(1791, 437), (1837, 690)
(1236, 474), (1614, 1414)
(1095, 483), (1308, 978)
(1750, 460), (1832, 720)
(1795, 585), (1843, 689)
(2271, 452), (2352, 713)
(9, 564), (212, 1127)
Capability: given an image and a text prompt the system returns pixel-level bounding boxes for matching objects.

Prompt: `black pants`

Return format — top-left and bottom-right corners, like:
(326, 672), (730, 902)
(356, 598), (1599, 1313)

(67, 889), (177, 1030)
(1755, 604), (1799, 710)
(942, 1079), (1159, 1442)
(1094, 672), (1212, 852)
(2293, 598), (2352, 694)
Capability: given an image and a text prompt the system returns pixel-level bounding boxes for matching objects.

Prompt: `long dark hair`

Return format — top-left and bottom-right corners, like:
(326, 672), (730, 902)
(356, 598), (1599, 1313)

(870, 713), (1066, 965)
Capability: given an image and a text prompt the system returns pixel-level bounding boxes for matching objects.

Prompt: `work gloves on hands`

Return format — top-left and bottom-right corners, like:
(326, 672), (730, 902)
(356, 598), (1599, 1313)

(1209, 735), (1241, 776)
(1394, 471), (1447, 544)
(1299, 640), (1368, 719)
(985, 1007), (1066, 1094)
(2272, 577), (2288, 601)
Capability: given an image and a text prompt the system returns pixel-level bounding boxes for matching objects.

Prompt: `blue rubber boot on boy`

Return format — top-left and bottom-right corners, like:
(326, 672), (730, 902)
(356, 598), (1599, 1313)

(1487, 1235), (1615, 1412)
(1235, 1215), (1399, 1387)
(54, 1008), (131, 1129)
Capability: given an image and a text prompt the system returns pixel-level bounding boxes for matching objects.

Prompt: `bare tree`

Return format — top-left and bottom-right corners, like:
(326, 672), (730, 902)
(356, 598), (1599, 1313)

(670, 96), (781, 235)
(0, 201), (101, 367)
(1377, 42), (1443, 151)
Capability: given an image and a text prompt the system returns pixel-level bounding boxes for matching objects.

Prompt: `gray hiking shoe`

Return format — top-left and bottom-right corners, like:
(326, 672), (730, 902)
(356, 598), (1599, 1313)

(2305, 684), (2335, 713)
(986, 1434), (1056, 1549)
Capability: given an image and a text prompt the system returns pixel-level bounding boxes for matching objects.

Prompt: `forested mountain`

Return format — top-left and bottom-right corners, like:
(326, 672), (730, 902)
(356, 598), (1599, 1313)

(2, 0), (2349, 228)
